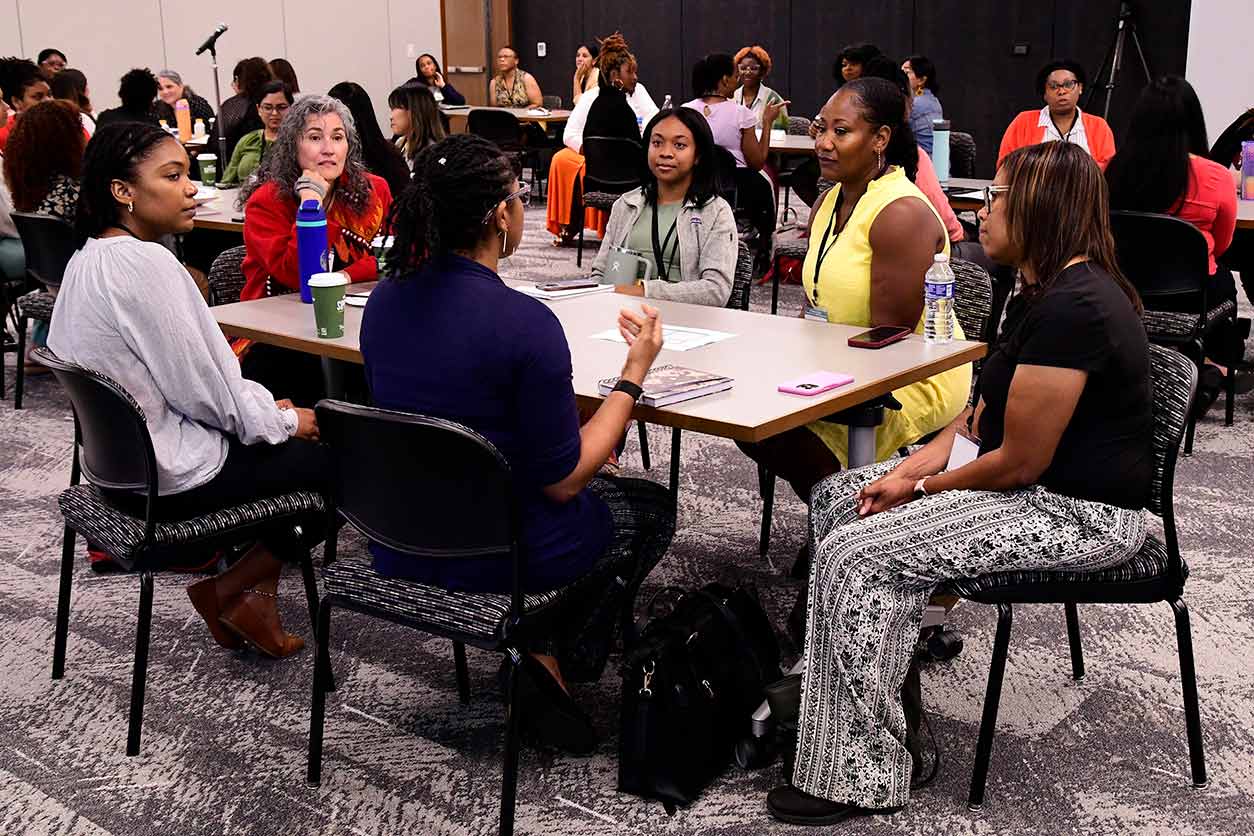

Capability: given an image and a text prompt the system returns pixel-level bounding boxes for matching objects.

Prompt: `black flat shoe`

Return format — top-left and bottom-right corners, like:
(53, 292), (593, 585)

(499, 656), (598, 756)
(766, 785), (898, 826)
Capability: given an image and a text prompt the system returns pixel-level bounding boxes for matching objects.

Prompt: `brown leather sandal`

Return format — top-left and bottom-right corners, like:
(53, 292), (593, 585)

(187, 577), (244, 650)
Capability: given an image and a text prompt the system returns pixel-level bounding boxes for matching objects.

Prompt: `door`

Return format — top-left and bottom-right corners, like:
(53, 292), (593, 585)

(441, 0), (512, 107)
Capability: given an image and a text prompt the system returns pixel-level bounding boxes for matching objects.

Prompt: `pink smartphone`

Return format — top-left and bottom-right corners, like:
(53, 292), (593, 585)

(778, 371), (855, 396)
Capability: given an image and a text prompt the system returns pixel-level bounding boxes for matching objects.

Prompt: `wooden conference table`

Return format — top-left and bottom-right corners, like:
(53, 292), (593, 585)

(213, 281), (984, 486)
(1239, 199), (1254, 230)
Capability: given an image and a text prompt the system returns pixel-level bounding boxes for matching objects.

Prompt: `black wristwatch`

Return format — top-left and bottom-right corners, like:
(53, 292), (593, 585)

(612, 379), (644, 401)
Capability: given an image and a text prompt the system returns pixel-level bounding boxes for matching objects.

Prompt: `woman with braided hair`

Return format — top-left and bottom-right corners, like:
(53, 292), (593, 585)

(545, 31), (658, 244)
(48, 122), (327, 659)
(362, 133), (675, 754)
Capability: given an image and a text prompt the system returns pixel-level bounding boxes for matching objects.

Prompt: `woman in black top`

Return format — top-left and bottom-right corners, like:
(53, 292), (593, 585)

(769, 140), (1152, 826)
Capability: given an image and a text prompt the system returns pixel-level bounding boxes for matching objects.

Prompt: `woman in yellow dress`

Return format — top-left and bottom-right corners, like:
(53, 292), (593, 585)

(739, 77), (971, 513)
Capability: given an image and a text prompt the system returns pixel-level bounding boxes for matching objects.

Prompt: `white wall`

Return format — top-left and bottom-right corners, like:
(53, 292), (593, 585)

(7, 0), (442, 129)
(1186, 0), (1254, 145)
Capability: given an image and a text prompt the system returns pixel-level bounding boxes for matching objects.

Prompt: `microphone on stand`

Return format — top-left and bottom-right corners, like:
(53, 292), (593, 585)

(195, 23), (229, 56)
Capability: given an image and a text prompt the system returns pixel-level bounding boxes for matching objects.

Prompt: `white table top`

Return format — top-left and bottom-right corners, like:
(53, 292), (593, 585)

(212, 280), (984, 443)
(192, 186), (243, 233)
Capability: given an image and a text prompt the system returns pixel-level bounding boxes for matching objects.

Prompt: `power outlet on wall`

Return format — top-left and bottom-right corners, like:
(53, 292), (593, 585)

(406, 43), (416, 59)
(537, 42), (547, 58)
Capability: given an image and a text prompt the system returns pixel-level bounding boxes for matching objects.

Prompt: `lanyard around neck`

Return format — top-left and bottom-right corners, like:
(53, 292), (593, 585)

(651, 202), (680, 281)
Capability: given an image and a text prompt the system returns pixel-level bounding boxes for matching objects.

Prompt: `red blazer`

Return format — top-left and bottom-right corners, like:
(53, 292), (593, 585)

(241, 173), (392, 301)
(997, 109), (1117, 170)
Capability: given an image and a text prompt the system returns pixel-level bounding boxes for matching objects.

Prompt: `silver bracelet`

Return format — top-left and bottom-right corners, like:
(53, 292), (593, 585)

(294, 176), (327, 200)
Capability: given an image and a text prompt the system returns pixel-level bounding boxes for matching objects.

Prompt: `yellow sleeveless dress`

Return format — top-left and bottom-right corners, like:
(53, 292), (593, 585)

(800, 167), (972, 466)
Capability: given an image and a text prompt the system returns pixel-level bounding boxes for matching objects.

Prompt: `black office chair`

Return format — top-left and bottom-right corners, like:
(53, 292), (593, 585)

(768, 237), (809, 315)
(576, 135), (642, 267)
(206, 245), (248, 307)
(1110, 210), (1238, 453)
(948, 344), (1203, 810)
(308, 401), (581, 836)
(634, 241), (754, 470)
(10, 212), (77, 409)
(468, 109), (527, 177)
(36, 347), (325, 756)
(949, 131), (977, 179)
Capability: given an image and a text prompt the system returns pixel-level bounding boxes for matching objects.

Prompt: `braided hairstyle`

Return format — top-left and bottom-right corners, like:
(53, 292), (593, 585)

(386, 134), (515, 278)
(75, 121), (179, 243)
(596, 32), (634, 89)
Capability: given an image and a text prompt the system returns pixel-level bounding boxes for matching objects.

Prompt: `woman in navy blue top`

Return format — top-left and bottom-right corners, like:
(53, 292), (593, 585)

(361, 134), (676, 753)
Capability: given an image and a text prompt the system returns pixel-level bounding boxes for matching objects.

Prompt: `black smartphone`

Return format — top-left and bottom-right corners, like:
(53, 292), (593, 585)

(847, 325), (912, 349)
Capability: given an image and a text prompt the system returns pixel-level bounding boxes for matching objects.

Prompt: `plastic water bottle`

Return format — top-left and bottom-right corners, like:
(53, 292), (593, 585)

(924, 254), (955, 344)
(297, 199), (327, 304)
(932, 119), (951, 182)
(662, 94), (673, 110)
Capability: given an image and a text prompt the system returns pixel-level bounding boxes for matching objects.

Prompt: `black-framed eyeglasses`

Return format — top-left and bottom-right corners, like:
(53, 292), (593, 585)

(982, 185), (1010, 214)
(259, 103), (290, 114)
(481, 182), (531, 224)
(1046, 79), (1079, 92)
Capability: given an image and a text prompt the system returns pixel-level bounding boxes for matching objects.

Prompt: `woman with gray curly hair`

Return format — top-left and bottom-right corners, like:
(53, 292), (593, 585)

(239, 94), (392, 300)
(239, 94), (392, 402)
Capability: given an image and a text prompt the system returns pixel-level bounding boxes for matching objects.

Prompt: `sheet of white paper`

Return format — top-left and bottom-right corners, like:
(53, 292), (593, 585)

(945, 433), (980, 471)
(590, 324), (736, 352)
(950, 190), (985, 200)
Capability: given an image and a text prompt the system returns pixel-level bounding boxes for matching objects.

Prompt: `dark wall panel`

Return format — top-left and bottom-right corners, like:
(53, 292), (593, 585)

(1054, 0), (1192, 141)
(512, 0), (584, 108)
(579, 6), (687, 109)
(788, 1), (914, 120)
(914, 0), (1054, 177)
(681, 0), (793, 104)
(510, 0), (1193, 174)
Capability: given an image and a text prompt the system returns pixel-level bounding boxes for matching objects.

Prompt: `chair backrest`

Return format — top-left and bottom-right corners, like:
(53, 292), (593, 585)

(316, 399), (517, 563)
(948, 131), (977, 179)
(711, 145), (739, 206)
(467, 109), (524, 150)
(786, 116), (812, 136)
(726, 240), (753, 311)
(583, 136), (642, 193)
(1109, 211), (1210, 309)
(542, 94), (562, 110)
(950, 258), (994, 343)
(207, 245), (248, 306)
(12, 212), (78, 288)
(1146, 344), (1196, 522)
(33, 347), (157, 499)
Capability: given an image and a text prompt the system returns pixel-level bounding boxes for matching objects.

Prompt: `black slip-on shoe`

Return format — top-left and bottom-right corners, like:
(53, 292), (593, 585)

(499, 656), (598, 756)
(766, 785), (899, 826)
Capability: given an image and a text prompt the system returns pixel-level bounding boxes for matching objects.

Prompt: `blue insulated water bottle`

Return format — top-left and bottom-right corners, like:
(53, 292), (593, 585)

(297, 198), (327, 303)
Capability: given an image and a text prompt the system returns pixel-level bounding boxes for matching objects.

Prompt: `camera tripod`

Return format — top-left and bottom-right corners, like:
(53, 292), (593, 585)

(1085, 1), (1152, 120)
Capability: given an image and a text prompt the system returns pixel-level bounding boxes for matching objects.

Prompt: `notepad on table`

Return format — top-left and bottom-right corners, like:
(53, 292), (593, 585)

(590, 323), (735, 352)
(515, 283), (614, 300)
(598, 364), (734, 407)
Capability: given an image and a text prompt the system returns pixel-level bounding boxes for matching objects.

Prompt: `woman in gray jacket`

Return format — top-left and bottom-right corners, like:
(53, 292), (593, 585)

(592, 107), (738, 306)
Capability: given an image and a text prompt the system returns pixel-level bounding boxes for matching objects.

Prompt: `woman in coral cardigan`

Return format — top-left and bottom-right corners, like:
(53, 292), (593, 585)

(998, 59), (1115, 169)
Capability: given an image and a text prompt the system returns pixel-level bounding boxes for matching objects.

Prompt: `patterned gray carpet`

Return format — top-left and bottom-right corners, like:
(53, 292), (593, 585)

(1, 200), (1252, 836)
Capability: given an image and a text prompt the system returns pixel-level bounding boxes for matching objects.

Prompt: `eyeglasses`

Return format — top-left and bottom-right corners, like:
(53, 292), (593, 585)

(1046, 79), (1079, 92)
(481, 182), (531, 224)
(259, 103), (290, 114)
(982, 184), (1010, 214)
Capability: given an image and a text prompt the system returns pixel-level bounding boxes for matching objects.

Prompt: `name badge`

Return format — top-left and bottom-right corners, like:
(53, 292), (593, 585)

(946, 428), (981, 472)
(804, 304), (830, 322)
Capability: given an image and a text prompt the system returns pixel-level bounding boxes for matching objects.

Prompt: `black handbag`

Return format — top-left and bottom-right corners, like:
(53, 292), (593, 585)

(617, 581), (780, 812)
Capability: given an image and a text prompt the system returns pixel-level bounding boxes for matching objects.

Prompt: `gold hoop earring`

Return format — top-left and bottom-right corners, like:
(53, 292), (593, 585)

(499, 228), (509, 258)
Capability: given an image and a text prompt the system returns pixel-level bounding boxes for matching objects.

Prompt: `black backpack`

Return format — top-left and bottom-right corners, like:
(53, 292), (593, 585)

(617, 582), (780, 812)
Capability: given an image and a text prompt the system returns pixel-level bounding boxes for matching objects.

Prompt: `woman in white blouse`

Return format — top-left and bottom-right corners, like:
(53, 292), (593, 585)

(48, 122), (324, 660)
